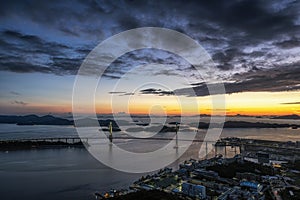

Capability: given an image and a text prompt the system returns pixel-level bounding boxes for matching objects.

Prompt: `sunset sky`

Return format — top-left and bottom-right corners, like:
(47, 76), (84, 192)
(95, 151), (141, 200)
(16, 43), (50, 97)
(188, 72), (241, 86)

(0, 0), (300, 116)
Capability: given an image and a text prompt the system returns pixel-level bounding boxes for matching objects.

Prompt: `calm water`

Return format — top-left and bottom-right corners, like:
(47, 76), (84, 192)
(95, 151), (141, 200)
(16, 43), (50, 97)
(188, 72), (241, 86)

(0, 120), (299, 200)
(0, 148), (142, 200)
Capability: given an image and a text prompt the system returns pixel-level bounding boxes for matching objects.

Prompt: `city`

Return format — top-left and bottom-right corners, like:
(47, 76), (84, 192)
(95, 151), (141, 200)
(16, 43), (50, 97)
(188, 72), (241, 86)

(1, 1), (300, 200)
(96, 138), (300, 200)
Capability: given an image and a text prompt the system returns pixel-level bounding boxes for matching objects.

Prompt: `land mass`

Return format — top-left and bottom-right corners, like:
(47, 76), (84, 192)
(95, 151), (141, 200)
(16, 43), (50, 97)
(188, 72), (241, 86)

(0, 114), (73, 125)
(107, 190), (185, 200)
(271, 114), (300, 120)
(200, 121), (300, 129)
(0, 115), (299, 130)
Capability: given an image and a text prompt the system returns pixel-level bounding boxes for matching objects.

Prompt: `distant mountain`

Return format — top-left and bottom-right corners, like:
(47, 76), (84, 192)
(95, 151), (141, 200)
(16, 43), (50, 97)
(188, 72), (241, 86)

(0, 115), (73, 125)
(196, 121), (300, 129)
(1, 114), (299, 130)
(232, 114), (253, 117)
(271, 114), (300, 120)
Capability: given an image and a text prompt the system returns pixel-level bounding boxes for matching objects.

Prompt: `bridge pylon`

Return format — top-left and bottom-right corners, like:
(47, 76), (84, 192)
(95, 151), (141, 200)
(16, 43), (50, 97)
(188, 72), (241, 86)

(108, 121), (113, 143)
(174, 122), (179, 149)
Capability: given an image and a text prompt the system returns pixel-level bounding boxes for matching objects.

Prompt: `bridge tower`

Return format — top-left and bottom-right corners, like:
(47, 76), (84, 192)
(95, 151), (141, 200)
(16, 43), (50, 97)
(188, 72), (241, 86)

(108, 121), (113, 143)
(174, 122), (179, 149)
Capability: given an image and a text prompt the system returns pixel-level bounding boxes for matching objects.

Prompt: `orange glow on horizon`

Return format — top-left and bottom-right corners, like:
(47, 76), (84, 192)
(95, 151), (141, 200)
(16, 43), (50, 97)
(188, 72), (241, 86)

(95, 91), (300, 116)
(2, 91), (299, 116)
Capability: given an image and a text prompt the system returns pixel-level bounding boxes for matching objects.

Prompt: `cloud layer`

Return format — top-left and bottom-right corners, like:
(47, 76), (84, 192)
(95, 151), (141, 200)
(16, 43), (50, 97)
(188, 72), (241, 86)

(0, 0), (300, 95)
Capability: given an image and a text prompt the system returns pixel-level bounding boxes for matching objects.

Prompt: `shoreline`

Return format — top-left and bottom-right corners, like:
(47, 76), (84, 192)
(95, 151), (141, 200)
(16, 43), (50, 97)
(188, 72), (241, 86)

(0, 139), (86, 151)
(1, 136), (299, 151)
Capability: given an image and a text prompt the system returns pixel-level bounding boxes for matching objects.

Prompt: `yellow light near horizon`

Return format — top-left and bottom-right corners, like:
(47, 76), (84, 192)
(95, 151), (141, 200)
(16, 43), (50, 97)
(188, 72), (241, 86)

(93, 91), (300, 116)
(217, 91), (300, 115)
(5, 89), (299, 116)
(127, 95), (187, 115)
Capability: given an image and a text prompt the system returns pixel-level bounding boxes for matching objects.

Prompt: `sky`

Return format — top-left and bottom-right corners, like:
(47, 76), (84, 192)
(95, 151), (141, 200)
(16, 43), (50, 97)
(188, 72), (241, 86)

(0, 0), (300, 116)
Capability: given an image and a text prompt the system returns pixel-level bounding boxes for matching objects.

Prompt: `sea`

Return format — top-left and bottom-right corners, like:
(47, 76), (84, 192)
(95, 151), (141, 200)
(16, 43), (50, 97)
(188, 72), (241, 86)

(0, 116), (299, 200)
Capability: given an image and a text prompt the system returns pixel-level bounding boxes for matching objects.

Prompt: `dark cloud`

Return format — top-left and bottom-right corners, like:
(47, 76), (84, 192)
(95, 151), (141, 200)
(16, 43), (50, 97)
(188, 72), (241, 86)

(215, 64), (234, 71)
(212, 48), (239, 63)
(281, 102), (300, 105)
(50, 57), (83, 74)
(275, 37), (300, 49)
(0, 30), (83, 75)
(2, 30), (69, 51)
(103, 49), (194, 79)
(109, 92), (135, 96)
(109, 91), (126, 94)
(140, 88), (174, 96)
(121, 92), (135, 96)
(10, 91), (20, 95)
(1, 61), (52, 73)
(176, 62), (300, 96)
(118, 15), (141, 30)
(11, 100), (28, 106)
(0, 0), (299, 92)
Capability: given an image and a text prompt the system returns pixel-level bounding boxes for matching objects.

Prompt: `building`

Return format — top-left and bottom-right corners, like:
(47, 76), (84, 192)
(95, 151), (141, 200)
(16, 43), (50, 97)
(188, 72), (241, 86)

(236, 172), (260, 181)
(240, 181), (263, 193)
(194, 169), (218, 179)
(182, 182), (206, 199)
(257, 152), (269, 164)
